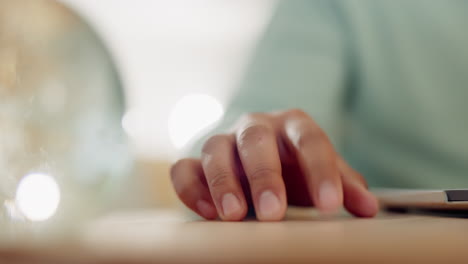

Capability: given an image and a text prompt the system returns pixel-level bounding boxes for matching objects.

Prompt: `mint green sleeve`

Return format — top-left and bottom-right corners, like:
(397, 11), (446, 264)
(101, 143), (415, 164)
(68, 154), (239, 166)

(184, 0), (349, 157)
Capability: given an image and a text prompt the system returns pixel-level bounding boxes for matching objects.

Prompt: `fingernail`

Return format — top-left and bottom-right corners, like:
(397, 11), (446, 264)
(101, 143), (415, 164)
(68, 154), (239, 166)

(222, 193), (242, 218)
(197, 200), (216, 219)
(258, 190), (281, 220)
(318, 181), (340, 211)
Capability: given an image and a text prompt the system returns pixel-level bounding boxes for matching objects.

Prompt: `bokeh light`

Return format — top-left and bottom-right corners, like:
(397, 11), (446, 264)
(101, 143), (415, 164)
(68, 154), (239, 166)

(15, 173), (61, 221)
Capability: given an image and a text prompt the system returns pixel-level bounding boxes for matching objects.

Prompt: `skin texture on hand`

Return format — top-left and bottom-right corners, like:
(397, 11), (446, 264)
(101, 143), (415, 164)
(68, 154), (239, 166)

(170, 109), (379, 221)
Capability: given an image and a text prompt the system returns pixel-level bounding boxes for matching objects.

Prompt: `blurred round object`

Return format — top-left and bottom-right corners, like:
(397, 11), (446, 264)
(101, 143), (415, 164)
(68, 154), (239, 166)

(0, 0), (131, 239)
(15, 172), (61, 222)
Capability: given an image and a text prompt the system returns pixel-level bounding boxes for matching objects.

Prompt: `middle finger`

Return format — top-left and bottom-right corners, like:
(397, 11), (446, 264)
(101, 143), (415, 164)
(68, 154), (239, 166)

(235, 114), (287, 221)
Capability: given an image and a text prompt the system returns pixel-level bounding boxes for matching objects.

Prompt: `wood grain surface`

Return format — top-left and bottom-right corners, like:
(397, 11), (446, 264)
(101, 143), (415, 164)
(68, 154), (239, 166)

(1, 208), (468, 263)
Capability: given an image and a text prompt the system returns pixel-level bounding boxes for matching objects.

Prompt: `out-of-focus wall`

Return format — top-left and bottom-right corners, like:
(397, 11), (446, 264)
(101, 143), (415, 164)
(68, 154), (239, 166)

(59, 0), (277, 207)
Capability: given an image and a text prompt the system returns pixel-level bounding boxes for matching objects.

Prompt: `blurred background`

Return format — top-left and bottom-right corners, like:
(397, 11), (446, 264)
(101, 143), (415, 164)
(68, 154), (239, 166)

(58, 0), (278, 208)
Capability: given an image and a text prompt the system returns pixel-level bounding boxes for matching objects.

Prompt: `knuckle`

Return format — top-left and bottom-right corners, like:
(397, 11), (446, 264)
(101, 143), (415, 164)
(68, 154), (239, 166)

(174, 181), (191, 196)
(170, 159), (198, 195)
(287, 108), (309, 118)
(208, 168), (232, 189)
(170, 158), (190, 182)
(337, 157), (368, 187)
(309, 158), (335, 174)
(248, 164), (277, 183)
(353, 172), (368, 188)
(237, 124), (272, 145)
(239, 112), (264, 122)
(295, 129), (327, 150)
(202, 134), (230, 154)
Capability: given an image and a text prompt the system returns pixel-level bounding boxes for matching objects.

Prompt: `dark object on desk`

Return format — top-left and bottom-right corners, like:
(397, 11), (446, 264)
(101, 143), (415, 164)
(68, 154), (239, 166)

(445, 190), (468, 202)
(386, 207), (468, 218)
(374, 188), (468, 210)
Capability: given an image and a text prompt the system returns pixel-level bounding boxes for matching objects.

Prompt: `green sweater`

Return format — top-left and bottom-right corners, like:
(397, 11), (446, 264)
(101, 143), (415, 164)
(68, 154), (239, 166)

(188, 0), (468, 189)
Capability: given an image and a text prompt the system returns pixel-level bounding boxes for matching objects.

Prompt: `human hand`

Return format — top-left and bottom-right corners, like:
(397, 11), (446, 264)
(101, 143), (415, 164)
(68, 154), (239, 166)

(170, 109), (379, 221)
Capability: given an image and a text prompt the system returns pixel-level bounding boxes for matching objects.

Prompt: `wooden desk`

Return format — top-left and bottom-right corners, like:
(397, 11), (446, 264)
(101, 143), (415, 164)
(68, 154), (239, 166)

(2, 208), (468, 263)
